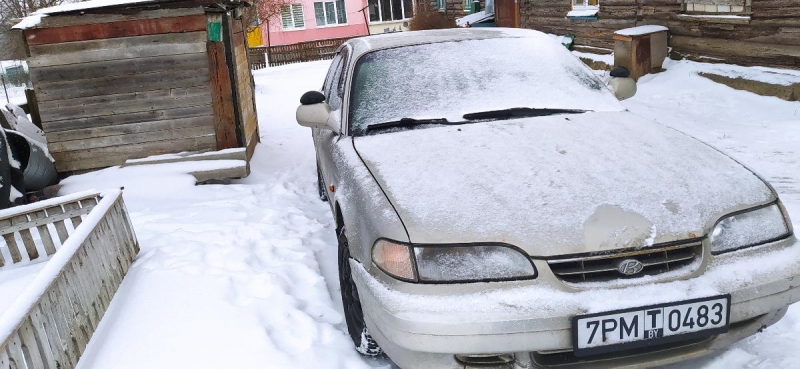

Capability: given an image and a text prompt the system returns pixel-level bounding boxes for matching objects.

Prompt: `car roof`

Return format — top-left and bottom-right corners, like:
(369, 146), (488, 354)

(345, 28), (545, 61)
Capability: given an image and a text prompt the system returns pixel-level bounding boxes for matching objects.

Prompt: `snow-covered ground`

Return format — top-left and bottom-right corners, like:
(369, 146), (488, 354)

(0, 263), (46, 315)
(0, 56), (798, 368)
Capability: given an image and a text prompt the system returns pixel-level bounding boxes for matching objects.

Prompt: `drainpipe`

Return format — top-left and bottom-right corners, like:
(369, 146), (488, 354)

(359, 5), (371, 35)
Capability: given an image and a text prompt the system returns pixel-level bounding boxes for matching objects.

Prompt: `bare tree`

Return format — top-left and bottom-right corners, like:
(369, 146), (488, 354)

(0, 0), (69, 25)
(1, 0), (73, 58)
(252, 0), (291, 46)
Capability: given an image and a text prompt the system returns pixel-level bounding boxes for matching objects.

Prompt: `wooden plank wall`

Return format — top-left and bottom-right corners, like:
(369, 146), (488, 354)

(520, 0), (800, 69)
(229, 15), (259, 159)
(24, 7), (217, 173)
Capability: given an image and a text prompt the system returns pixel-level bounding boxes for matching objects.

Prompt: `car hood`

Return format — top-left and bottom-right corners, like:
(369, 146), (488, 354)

(353, 111), (775, 257)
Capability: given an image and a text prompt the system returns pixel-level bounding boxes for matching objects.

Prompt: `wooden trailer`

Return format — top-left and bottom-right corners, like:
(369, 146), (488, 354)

(12, 0), (259, 175)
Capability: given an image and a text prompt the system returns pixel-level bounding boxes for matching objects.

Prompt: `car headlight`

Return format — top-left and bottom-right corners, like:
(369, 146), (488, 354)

(710, 203), (791, 254)
(372, 239), (537, 283)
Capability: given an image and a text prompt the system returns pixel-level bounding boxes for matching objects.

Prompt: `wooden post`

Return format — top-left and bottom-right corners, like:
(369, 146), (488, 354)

(206, 12), (240, 150)
(24, 89), (43, 129)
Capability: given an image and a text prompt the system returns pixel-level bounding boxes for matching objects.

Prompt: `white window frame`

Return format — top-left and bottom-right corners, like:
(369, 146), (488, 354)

(369, 0), (413, 23)
(281, 4), (306, 30)
(572, 0), (599, 10)
(684, 2), (746, 13)
(314, 0), (348, 27)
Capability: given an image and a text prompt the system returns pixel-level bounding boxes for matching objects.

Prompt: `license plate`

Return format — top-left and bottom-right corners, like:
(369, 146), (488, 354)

(572, 295), (730, 357)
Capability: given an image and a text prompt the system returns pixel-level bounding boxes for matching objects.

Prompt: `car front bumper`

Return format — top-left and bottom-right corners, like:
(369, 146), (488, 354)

(351, 238), (800, 368)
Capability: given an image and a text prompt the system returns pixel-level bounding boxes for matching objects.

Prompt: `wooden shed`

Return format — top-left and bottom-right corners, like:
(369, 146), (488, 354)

(12, 0), (259, 174)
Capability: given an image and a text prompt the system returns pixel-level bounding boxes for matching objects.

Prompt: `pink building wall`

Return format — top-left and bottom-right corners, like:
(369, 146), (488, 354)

(262, 0), (370, 46)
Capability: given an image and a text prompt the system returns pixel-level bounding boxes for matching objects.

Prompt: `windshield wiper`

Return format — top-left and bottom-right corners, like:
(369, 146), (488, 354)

(365, 117), (451, 133)
(463, 108), (589, 121)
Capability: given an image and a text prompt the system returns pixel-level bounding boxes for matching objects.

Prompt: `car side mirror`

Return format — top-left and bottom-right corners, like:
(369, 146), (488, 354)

(607, 66), (637, 101)
(296, 91), (338, 131)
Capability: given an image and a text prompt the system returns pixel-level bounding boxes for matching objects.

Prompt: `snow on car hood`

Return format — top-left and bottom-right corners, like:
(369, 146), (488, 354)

(353, 111), (775, 257)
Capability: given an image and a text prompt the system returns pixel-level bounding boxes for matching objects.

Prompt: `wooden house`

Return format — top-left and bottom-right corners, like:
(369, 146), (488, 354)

(12, 0), (259, 174)
(515, 0), (799, 69)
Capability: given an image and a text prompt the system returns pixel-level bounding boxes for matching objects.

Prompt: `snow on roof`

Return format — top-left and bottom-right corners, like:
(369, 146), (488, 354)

(14, 0), (160, 29)
(614, 25), (669, 36)
(456, 10), (493, 27)
(11, 14), (45, 30)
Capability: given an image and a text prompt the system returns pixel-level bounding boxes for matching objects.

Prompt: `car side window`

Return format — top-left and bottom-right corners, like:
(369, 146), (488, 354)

(323, 53), (343, 99)
(328, 48), (349, 111)
(336, 47), (350, 100)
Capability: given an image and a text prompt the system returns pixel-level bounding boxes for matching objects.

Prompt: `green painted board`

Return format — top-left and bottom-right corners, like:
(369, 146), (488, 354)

(207, 21), (222, 42)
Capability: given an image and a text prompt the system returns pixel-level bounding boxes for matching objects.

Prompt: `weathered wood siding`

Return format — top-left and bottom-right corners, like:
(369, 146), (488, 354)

(230, 16), (259, 159)
(25, 7), (217, 173)
(520, 0), (800, 69)
(205, 12), (258, 161)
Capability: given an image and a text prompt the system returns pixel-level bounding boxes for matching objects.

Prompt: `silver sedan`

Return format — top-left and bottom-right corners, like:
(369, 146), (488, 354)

(295, 28), (800, 369)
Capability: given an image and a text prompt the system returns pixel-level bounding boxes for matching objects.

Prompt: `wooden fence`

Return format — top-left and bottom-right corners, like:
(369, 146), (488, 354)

(248, 36), (353, 69)
(0, 190), (138, 369)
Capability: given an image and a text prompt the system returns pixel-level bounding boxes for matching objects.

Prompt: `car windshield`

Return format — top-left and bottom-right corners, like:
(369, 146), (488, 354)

(349, 36), (624, 136)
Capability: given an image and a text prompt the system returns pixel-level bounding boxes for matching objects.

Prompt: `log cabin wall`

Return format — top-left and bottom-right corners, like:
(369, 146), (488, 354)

(23, 6), (218, 173)
(520, 0), (800, 69)
(520, 0), (636, 49)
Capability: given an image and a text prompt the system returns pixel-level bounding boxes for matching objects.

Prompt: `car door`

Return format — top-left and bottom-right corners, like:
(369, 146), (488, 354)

(316, 46), (350, 203)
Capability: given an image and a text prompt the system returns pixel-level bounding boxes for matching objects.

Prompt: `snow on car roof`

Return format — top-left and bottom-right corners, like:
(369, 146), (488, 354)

(345, 28), (547, 62)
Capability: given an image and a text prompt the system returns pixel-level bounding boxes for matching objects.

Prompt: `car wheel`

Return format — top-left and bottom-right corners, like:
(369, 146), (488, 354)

(338, 226), (382, 356)
(317, 163), (328, 202)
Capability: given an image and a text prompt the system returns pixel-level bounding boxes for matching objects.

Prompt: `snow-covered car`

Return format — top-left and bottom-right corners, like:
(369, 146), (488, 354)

(295, 28), (800, 368)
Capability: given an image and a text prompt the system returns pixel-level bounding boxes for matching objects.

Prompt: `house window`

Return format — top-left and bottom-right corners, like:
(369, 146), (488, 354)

(368, 0), (413, 22)
(314, 0), (348, 26)
(684, 3), (745, 12)
(568, 0), (599, 18)
(573, 0), (599, 8)
(281, 4), (305, 29)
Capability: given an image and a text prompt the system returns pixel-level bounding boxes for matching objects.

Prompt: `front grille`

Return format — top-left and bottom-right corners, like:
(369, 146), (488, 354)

(547, 240), (703, 284)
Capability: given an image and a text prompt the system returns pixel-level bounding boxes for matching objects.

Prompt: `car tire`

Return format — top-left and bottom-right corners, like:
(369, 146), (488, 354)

(317, 163), (328, 202)
(338, 226), (382, 356)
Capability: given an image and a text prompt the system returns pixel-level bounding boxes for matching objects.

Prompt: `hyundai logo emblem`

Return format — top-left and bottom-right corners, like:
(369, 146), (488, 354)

(617, 259), (644, 276)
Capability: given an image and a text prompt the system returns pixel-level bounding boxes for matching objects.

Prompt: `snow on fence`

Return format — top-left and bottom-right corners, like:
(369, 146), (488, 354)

(249, 36), (353, 69)
(0, 190), (138, 369)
